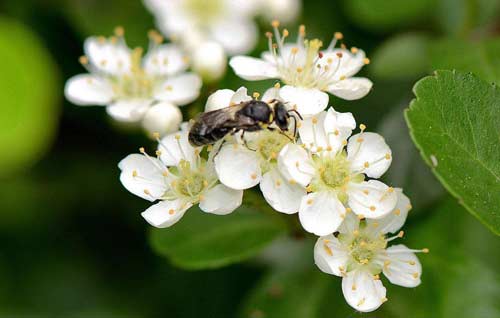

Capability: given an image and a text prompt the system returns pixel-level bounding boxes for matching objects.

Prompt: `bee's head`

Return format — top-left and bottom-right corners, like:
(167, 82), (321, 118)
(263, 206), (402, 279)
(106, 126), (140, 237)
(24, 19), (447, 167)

(272, 101), (290, 131)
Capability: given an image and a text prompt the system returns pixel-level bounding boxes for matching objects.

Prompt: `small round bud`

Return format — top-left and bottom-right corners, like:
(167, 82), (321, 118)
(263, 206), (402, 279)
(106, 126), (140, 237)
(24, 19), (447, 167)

(142, 102), (182, 137)
(191, 41), (227, 83)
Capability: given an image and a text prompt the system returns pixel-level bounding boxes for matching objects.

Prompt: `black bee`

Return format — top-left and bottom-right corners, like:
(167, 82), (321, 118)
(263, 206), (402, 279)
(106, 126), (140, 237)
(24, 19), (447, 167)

(188, 99), (301, 147)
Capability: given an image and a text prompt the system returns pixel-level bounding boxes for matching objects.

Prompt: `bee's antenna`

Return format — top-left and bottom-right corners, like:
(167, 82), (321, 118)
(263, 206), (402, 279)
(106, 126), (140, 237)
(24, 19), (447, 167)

(287, 109), (303, 120)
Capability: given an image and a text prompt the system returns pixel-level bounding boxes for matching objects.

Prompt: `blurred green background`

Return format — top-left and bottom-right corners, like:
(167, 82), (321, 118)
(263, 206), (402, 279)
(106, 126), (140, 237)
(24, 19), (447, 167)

(0, 0), (499, 317)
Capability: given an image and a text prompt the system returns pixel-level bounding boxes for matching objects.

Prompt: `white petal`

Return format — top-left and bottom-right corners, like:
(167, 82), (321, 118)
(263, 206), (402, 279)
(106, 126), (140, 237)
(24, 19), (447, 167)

(210, 19), (257, 55)
(338, 211), (360, 234)
(347, 180), (398, 219)
(319, 49), (366, 80)
(141, 199), (192, 228)
(154, 73), (202, 105)
(84, 37), (131, 75)
(327, 77), (373, 101)
(142, 102), (182, 136)
(347, 132), (392, 178)
(262, 87), (281, 103)
(383, 245), (422, 288)
(158, 130), (197, 166)
(118, 154), (167, 202)
(106, 99), (151, 122)
(323, 108), (356, 152)
(279, 86), (329, 116)
(299, 192), (346, 236)
(214, 144), (261, 190)
(143, 43), (188, 76)
(230, 86), (252, 104)
(229, 56), (278, 80)
(367, 189), (411, 234)
(298, 110), (329, 151)
(342, 270), (387, 312)
(260, 0), (301, 23)
(314, 235), (349, 276)
(205, 89), (235, 112)
(199, 184), (243, 215)
(277, 144), (313, 187)
(64, 74), (113, 105)
(259, 169), (305, 214)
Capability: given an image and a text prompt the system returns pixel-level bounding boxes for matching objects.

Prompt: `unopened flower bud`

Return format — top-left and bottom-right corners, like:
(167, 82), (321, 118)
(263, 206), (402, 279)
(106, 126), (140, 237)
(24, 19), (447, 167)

(191, 41), (227, 83)
(142, 102), (182, 137)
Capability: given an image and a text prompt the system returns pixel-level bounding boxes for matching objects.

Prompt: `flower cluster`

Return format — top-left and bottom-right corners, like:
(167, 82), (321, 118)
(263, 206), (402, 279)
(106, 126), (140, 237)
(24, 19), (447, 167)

(66, 19), (426, 313)
(65, 28), (201, 136)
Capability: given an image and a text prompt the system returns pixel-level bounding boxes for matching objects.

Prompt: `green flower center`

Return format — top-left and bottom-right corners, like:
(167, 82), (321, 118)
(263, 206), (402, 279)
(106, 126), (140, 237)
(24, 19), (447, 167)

(166, 159), (214, 201)
(111, 48), (156, 99)
(184, 0), (224, 24)
(252, 131), (291, 173)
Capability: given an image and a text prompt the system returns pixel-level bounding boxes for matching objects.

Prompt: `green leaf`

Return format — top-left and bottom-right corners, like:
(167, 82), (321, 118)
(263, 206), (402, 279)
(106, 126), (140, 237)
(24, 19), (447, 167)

(240, 268), (364, 318)
(430, 38), (500, 85)
(405, 70), (500, 234)
(436, 0), (500, 36)
(342, 0), (437, 31)
(149, 205), (288, 270)
(371, 33), (430, 80)
(0, 17), (59, 177)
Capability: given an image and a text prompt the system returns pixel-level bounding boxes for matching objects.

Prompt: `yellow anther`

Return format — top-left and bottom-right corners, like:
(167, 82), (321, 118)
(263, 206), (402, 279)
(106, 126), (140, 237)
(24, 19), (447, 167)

(388, 187), (394, 193)
(275, 180), (281, 187)
(265, 31), (273, 38)
(155, 150), (162, 156)
(422, 248), (429, 253)
(114, 26), (124, 37)
(385, 153), (391, 160)
(364, 162), (370, 168)
(351, 47), (358, 54)
(327, 57), (333, 64)
(323, 244), (333, 256)
(363, 190), (369, 195)
(162, 171), (169, 177)
(274, 82), (281, 89)
(203, 180), (209, 187)
(299, 24), (306, 35)
(412, 272), (419, 279)
(397, 230), (404, 238)
(79, 56), (88, 65)
(132, 170), (138, 177)
(409, 260), (416, 266)
(363, 58), (371, 65)
(339, 75), (346, 80)
(139, 147), (146, 153)
(305, 185), (313, 192)
(311, 117), (318, 124)
(253, 92), (260, 99)
(168, 209), (175, 215)
(357, 137), (364, 143)
(283, 29), (289, 37)
(289, 179), (297, 185)
(174, 134), (181, 140)
(271, 20), (280, 28)
(394, 209), (401, 216)
(373, 274), (380, 280)
(165, 85), (173, 91)
(296, 67), (303, 73)
(359, 124), (366, 131)
(381, 297), (388, 303)
(144, 189), (151, 195)
(369, 206), (376, 211)
(357, 214), (365, 219)
(351, 284), (357, 291)
(316, 146), (323, 152)
(334, 32), (343, 40)
(353, 230), (359, 236)
(346, 207), (352, 213)
(306, 199), (314, 205)
(326, 146), (332, 152)
(251, 173), (258, 180)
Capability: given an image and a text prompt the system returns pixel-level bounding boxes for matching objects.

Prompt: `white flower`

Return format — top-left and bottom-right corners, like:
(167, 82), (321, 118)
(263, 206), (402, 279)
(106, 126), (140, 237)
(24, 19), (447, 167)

(65, 28), (202, 136)
(230, 23), (372, 116)
(144, 0), (259, 55)
(278, 108), (397, 235)
(118, 128), (243, 228)
(191, 41), (227, 83)
(206, 87), (305, 214)
(314, 192), (427, 312)
(257, 0), (301, 24)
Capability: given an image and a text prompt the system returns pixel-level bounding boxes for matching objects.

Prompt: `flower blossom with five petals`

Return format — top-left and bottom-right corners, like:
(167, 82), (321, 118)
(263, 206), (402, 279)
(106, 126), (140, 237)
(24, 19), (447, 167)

(230, 23), (372, 116)
(65, 28), (202, 136)
(278, 108), (397, 235)
(119, 127), (243, 228)
(314, 192), (427, 312)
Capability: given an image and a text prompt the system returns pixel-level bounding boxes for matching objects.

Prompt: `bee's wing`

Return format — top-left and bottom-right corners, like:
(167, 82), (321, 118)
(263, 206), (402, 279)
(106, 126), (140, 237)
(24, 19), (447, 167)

(197, 103), (247, 129)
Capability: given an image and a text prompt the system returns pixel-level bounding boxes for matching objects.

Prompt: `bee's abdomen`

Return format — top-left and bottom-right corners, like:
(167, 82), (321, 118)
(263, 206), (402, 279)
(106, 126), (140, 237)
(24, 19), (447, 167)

(188, 122), (230, 146)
